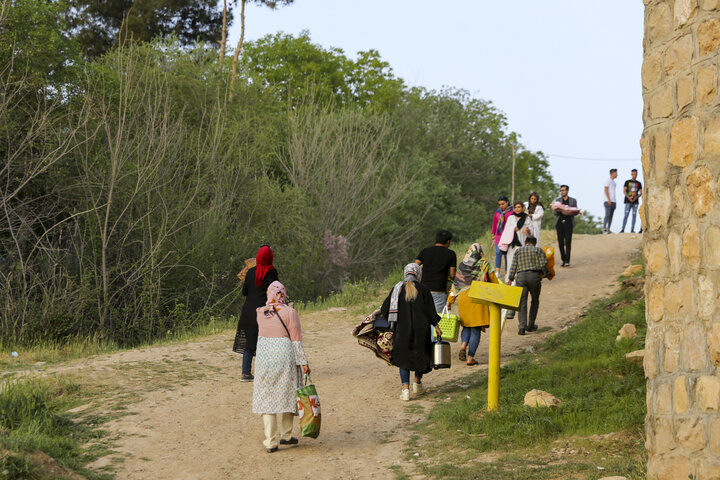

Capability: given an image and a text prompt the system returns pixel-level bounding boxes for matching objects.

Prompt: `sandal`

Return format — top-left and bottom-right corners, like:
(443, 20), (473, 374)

(466, 359), (479, 366)
(458, 349), (467, 362)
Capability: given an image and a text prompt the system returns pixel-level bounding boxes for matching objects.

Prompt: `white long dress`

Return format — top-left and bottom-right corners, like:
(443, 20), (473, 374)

(523, 202), (544, 244)
(499, 214), (538, 283)
(252, 305), (307, 414)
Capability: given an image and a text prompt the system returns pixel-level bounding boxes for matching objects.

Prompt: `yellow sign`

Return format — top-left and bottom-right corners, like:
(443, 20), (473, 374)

(468, 281), (523, 311)
(467, 280), (525, 411)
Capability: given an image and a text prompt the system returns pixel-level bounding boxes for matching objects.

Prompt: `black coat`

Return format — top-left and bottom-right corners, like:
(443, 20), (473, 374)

(233, 267), (279, 353)
(380, 281), (439, 374)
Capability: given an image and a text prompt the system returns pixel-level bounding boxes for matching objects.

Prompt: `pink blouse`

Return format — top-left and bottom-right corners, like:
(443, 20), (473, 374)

(256, 304), (307, 365)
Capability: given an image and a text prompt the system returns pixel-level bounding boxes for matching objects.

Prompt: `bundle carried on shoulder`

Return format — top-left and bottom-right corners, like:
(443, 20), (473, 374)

(550, 201), (581, 216)
(352, 309), (394, 365)
(236, 257), (257, 283)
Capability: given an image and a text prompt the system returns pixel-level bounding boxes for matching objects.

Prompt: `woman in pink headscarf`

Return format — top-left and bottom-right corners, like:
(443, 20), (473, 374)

(252, 281), (310, 453)
(233, 245), (279, 381)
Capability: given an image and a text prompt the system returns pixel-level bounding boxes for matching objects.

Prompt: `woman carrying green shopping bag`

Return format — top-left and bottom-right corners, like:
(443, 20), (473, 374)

(252, 281), (310, 453)
(446, 243), (501, 366)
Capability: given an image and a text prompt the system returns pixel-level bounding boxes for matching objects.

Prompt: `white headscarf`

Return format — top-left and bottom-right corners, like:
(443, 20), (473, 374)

(388, 263), (422, 328)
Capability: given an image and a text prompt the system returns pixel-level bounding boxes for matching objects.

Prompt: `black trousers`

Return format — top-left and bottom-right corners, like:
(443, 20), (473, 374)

(516, 271), (541, 331)
(556, 219), (574, 264)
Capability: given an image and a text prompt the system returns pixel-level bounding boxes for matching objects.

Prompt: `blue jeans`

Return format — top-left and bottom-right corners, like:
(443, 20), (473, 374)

(430, 292), (447, 313)
(399, 368), (423, 385)
(242, 347), (254, 375)
(460, 326), (482, 357)
(494, 244), (506, 270)
(603, 201), (616, 232)
(622, 203), (639, 232)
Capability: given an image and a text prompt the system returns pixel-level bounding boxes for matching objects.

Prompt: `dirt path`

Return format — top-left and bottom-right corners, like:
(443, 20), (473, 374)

(50, 233), (641, 480)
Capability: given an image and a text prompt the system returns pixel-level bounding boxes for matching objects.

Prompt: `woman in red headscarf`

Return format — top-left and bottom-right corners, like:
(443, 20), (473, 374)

(233, 245), (279, 381)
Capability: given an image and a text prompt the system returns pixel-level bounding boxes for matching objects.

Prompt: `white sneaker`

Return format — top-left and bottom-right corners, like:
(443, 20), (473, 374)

(412, 382), (426, 395)
(400, 388), (411, 401)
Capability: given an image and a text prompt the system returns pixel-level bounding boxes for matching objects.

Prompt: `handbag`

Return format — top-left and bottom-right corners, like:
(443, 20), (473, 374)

(296, 374), (321, 438)
(437, 305), (460, 342)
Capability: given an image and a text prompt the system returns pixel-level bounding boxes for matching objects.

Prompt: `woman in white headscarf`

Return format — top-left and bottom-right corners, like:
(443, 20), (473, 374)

(380, 263), (442, 401)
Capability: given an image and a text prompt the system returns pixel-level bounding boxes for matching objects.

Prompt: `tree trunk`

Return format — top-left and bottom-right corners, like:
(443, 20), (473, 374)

(218, 0), (227, 69)
(511, 142), (516, 203)
(229, 0), (246, 98)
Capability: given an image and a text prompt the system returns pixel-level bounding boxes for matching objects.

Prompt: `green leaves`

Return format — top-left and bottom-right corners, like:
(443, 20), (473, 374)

(66, 0), (226, 57)
(1, 29), (563, 346)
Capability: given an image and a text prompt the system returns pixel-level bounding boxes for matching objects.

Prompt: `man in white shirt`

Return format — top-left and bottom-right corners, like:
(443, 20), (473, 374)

(602, 168), (618, 234)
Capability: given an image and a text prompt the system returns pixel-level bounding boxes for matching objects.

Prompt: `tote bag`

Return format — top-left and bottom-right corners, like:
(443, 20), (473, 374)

(296, 374), (321, 438)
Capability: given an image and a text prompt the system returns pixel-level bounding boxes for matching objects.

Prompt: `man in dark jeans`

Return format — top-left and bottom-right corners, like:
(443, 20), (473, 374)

(507, 236), (549, 335)
(554, 185), (578, 267)
(415, 230), (457, 314)
(603, 168), (618, 234)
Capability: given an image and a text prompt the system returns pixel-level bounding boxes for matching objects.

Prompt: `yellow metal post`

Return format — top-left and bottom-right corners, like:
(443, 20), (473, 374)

(468, 280), (523, 412)
(487, 304), (502, 411)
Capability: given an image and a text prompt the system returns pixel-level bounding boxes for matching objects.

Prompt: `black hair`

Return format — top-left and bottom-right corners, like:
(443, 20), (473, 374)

(525, 236), (537, 245)
(560, 185), (569, 190)
(610, 168), (617, 174)
(497, 195), (509, 203)
(436, 230), (453, 244)
(631, 168), (638, 173)
(527, 192), (543, 213)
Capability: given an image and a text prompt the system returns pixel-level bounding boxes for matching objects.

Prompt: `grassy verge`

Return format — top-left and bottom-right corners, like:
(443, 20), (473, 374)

(402, 267), (646, 479)
(0, 377), (113, 480)
(0, 315), (239, 371)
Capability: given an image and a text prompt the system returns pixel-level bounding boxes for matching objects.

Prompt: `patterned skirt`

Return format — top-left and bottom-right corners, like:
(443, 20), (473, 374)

(252, 337), (304, 415)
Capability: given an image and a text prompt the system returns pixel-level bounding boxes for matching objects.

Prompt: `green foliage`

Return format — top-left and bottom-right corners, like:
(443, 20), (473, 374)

(573, 211), (603, 234)
(0, 378), (109, 479)
(415, 282), (646, 477)
(1, 30), (560, 347)
(0, 0), (79, 87)
(66, 0), (226, 57)
(0, 452), (38, 480)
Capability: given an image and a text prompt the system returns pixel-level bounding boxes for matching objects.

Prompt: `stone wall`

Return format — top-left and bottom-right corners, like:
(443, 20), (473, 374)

(642, 0), (720, 478)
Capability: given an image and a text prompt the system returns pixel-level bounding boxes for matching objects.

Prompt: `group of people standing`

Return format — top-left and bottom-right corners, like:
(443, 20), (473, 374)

(493, 189), (577, 268)
(603, 168), (643, 234)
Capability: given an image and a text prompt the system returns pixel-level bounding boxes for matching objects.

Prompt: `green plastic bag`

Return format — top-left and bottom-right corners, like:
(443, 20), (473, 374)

(296, 374), (321, 438)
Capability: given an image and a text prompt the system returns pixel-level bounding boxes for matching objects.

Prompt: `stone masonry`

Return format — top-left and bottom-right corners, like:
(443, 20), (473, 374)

(642, 1), (720, 478)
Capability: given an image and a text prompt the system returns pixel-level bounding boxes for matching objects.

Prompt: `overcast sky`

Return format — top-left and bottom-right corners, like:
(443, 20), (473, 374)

(229, 1), (646, 229)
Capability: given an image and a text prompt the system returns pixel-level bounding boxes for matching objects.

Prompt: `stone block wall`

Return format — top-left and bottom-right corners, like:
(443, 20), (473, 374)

(642, 0), (720, 478)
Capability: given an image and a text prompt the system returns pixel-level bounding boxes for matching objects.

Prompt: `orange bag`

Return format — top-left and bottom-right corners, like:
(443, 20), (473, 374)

(542, 246), (555, 280)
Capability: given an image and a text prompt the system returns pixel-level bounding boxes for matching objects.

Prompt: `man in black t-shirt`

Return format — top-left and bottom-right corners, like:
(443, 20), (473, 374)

(620, 169), (643, 233)
(415, 230), (457, 314)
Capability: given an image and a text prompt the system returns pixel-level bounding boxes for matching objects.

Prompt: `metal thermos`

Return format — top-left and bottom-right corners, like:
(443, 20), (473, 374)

(432, 335), (451, 369)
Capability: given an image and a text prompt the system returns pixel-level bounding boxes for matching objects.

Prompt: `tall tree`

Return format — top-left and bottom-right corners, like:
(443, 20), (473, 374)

(218, 0), (228, 68)
(229, 0), (294, 94)
(67, 0), (227, 57)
